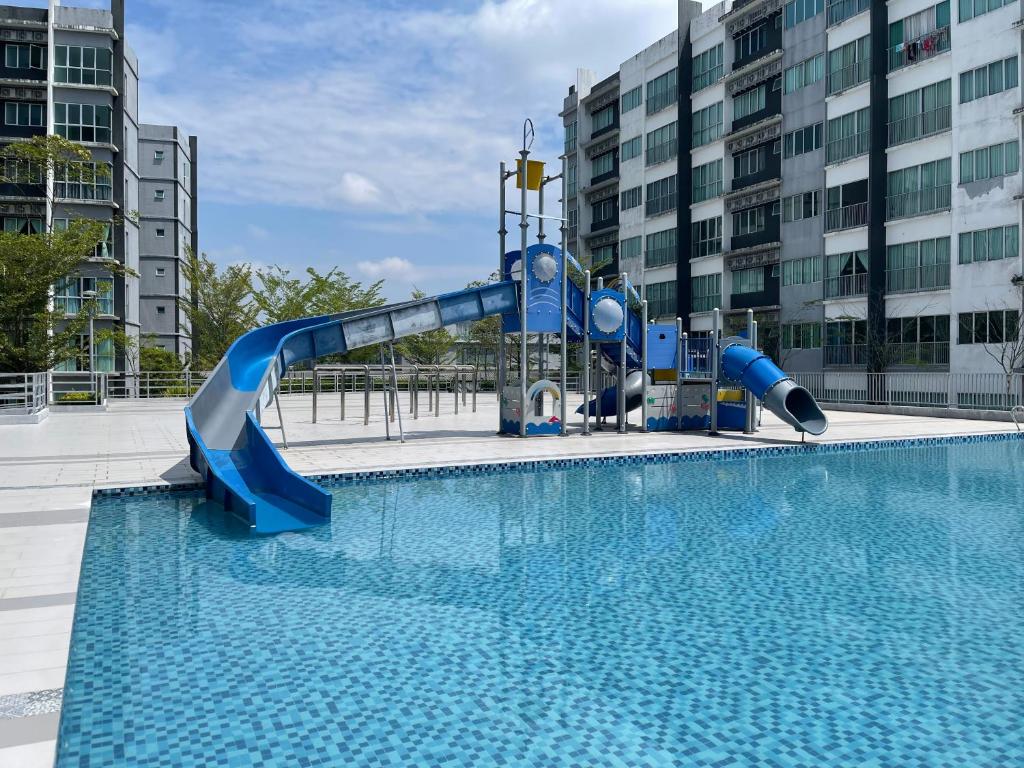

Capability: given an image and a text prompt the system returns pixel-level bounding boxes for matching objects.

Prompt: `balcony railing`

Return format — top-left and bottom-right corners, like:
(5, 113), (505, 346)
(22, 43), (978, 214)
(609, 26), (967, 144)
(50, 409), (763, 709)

(827, 0), (869, 26)
(825, 344), (867, 366)
(646, 193), (677, 217)
(887, 105), (951, 147)
(886, 263), (951, 294)
(591, 213), (619, 232)
(826, 131), (869, 164)
(691, 295), (721, 313)
(824, 272), (868, 298)
(888, 27), (950, 72)
(886, 341), (950, 366)
(648, 299), (676, 318)
(646, 139), (678, 167)
(646, 247), (675, 268)
(827, 59), (870, 96)
(886, 184), (951, 220)
(825, 202), (868, 232)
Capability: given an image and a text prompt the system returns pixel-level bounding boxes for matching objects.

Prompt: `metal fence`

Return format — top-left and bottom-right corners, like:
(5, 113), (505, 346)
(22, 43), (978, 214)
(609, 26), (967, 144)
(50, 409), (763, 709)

(0, 372), (47, 413)
(791, 371), (1024, 410)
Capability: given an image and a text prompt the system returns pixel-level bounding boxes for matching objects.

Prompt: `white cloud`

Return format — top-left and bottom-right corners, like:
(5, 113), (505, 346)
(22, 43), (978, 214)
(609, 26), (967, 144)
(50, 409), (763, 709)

(356, 256), (419, 281)
(135, 0), (679, 220)
(246, 224), (270, 240)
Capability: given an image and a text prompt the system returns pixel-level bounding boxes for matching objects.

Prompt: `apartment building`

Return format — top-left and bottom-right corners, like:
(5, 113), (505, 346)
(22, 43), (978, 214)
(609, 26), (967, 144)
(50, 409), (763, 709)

(561, 0), (1024, 375)
(0, 1), (197, 372)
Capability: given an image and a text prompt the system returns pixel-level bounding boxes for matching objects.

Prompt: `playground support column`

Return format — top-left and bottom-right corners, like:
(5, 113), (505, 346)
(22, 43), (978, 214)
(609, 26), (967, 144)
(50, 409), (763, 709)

(641, 300), (649, 432)
(519, 133), (530, 438)
(675, 319), (683, 427)
(559, 155), (568, 436)
(618, 271), (627, 434)
(744, 309), (756, 435)
(582, 269), (591, 436)
(389, 343), (405, 443)
(751, 320), (759, 431)
(498, 162), (508, 431)
(595, 276), (604, 429)
(710, 308), (720, 435)
(379, 346), (392, 441)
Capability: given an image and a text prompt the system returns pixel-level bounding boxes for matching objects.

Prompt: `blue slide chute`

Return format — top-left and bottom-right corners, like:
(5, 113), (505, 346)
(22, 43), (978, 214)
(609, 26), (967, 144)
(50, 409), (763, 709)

(720, 343), (828, 435)
(185, 282), (520, 534)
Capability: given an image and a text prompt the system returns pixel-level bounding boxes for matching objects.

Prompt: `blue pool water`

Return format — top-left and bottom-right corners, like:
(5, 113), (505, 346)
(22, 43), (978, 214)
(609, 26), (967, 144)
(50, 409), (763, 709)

(59, 439), (1024, 767)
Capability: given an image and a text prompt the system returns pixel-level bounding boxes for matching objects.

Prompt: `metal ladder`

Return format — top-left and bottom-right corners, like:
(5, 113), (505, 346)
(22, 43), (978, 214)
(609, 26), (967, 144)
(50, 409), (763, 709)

(1011, 405), (1024, 432)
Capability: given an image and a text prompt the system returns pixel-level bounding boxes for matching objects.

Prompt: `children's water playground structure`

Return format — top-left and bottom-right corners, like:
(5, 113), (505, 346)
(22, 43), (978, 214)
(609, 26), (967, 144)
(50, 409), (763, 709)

(184, 136), (828, 535)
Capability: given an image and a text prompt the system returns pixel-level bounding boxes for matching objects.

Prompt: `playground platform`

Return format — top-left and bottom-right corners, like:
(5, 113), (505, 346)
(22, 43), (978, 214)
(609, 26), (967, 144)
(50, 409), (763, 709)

(0, 398), (1017, 767)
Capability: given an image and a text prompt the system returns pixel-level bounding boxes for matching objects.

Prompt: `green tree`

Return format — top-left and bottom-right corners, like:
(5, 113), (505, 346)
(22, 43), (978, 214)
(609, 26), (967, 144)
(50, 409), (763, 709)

(180, 250), (260, 369)
(139, 342), (183, 372)
(254, 265), (385, 323)
(395, 289), (455, 365)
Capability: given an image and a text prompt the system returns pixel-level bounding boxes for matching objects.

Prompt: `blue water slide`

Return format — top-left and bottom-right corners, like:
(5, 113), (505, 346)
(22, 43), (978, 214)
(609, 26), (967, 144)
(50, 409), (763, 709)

(720, 343), (828, 435)
(185, 282), (520, 534)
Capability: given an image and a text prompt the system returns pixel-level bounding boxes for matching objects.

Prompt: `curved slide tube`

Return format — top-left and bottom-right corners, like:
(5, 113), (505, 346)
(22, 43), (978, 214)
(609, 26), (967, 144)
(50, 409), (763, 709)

(576, 370), (647, 417)
(720, 344), (828, 435)
(185, 283), (521, 534)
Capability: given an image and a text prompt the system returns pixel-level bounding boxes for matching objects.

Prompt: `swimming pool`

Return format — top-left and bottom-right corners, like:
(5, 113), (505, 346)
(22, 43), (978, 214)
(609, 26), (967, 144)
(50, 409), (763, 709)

(58, 437), (1024, 767)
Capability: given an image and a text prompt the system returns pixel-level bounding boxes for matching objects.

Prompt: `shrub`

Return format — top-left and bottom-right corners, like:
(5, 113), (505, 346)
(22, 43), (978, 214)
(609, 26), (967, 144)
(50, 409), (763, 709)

(56, 391), (96, 403)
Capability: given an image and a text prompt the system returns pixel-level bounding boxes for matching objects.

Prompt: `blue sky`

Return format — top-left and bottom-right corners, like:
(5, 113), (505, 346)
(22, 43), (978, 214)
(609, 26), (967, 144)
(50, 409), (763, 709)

(34, 0), (680, 300)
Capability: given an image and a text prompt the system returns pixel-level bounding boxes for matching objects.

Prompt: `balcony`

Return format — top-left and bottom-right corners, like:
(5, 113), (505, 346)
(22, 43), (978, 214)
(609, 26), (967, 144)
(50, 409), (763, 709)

(646, 192), (677, 217)
(827, 60), (870, 96)
(824, 272), (868, 298)
(825, 344), (867, 366)
(590, 212), (619, 233)
(646, 139), (677, 167)
(886, 341), (949, 366)
(692, 295), (721, 313)
(827, 0), (869, 26)
(886, 184), (951, 220)
(825, 202), (868, 232)
(888, 27), (950, 73)
(887, 105), (951, 147)
(826, 131), (869, 165)
(646, 246), (675, 268)
(885, 263), (951, 294)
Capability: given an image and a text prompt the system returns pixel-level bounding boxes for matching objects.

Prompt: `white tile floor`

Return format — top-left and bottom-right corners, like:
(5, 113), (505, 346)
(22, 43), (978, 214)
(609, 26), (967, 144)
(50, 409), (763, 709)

(0, 394), (1016, 766)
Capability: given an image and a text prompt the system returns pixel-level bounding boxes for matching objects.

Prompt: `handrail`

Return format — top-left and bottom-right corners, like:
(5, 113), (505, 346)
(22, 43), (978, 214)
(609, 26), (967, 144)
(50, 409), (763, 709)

(1012, 405), (1024, 432)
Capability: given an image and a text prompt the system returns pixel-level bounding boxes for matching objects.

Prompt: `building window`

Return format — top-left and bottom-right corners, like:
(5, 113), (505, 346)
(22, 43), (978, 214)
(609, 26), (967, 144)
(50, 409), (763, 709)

(958, 225), (1019, 264)
(781, 323), (822, 349)
(692, 102), (723, 148)
(732, 207), (766, 237)
(592, 104), (616, 134)
(783, 123), (823, 158)
(959, 140), (1019, 183)
(782, 256), (821, 286)
(827, 107), (870, 165)
(733, 145), (767, 179)
(784, 54), (824, 93)
(959, 56), (1018, 103)
(691, 217), (722, 259)
(591, 243), (617, 271)
(888, 2), (951, 72)
(733, 85), (766, 120)
(621, 136), (642, 162)
(592, 196), (617, 226)
(785, 0), (825, 27)
(887, 315), (950, 360)
(156, 267), (166, 276)
(154, 149), (165, 162)
(646, 175), (678, 216)
(155, 189), (166, 201)
(156, 227), (166, 237)
(53, 274), (114, 316)
(54, 45), (113, 86)
(732, 267), (765, 295)
(646, 281), (677, 318)
(886, 237), (951, 292)
(621, 86), (642, 113)
(959, 0), (1015, 21)
(4, 101), (43, 127)
(692, 161), (722, 204)
(646, 68), (678, 115)
(825, 319), (867, 365)
(620, 186), (642, 210)
(692, 273), (722, 313)
(2, 216), (42, 235)
(620, 236), (642, 262)
(156, 306), (167, 315)
(886, 158), (952, 219)
(782, 191), (821, 223)
(646, 122), (678, 166)
(5, 43), (44, 70)
(825, 250), (869, 298)
(888, 80), (951, 147)
(53, 334), (114, 372)
(647, 228), (678, 268)
(734, 22), (768, 62)
(54, 161), (113, 201)
(54, 103), (112, 143)
(693, 44), (724, 91)
(567, 161), (577, 197)
(564, 121), (577, 154)
(958, 310), (1020, 344)
(827, 35), (870, 95)
(3, 158), (43, 185)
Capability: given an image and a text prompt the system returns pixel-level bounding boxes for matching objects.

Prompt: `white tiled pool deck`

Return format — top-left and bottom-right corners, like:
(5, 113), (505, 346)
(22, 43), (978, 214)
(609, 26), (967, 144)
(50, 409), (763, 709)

(0, 395), (1017, 767)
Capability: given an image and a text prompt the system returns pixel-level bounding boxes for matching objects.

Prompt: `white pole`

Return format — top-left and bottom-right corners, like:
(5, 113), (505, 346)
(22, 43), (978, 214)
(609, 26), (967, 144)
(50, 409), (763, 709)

(498, 162), (507, 431)
(559, 157), (568, 435)
(582, 269), (591, 436)
(744, 308), (755, 435)
(641, 299), (648, 432)
(710, 308), (720, 435)
(519, 125), (530, 438)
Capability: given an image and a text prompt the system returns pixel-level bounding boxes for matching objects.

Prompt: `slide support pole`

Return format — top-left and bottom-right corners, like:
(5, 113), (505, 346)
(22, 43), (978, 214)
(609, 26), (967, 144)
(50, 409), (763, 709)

(519, 133), (529, 438)
(675, 319), (683, 431)
(498, 161), (508, 433)
(641, 299), (649, 433)
(379, 347), (392, 441)
(582, 269), (591, 436)
(710, 308), (720, 435)
(559, 155), (568, 436)
(744, 309), (756, 435)
(389, 342), (405, 443)
(618, 272), (627, 434)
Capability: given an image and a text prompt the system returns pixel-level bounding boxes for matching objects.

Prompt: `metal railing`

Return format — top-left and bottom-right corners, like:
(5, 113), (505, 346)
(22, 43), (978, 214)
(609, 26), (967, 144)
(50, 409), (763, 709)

(50, 371), (107, 406)
(828, 0), (869, 26)
(886, 341), (950, 366)
(888, 26), (950, 72)
(826, 131), (869, 165)
(824, 272), (868, 298)
(887, 105), (951, 148)
(824, 344), (868, 366)
(791, 371), (1024, 410)
(827, 59), (870, 96)
(0, 372), (47, 414)
(886, 184), (951, 220)
(885, 263), (950, 294)
(692, 295), (721, 314)
(646, 139), (678, 167)
(825, 202), (868, 232)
